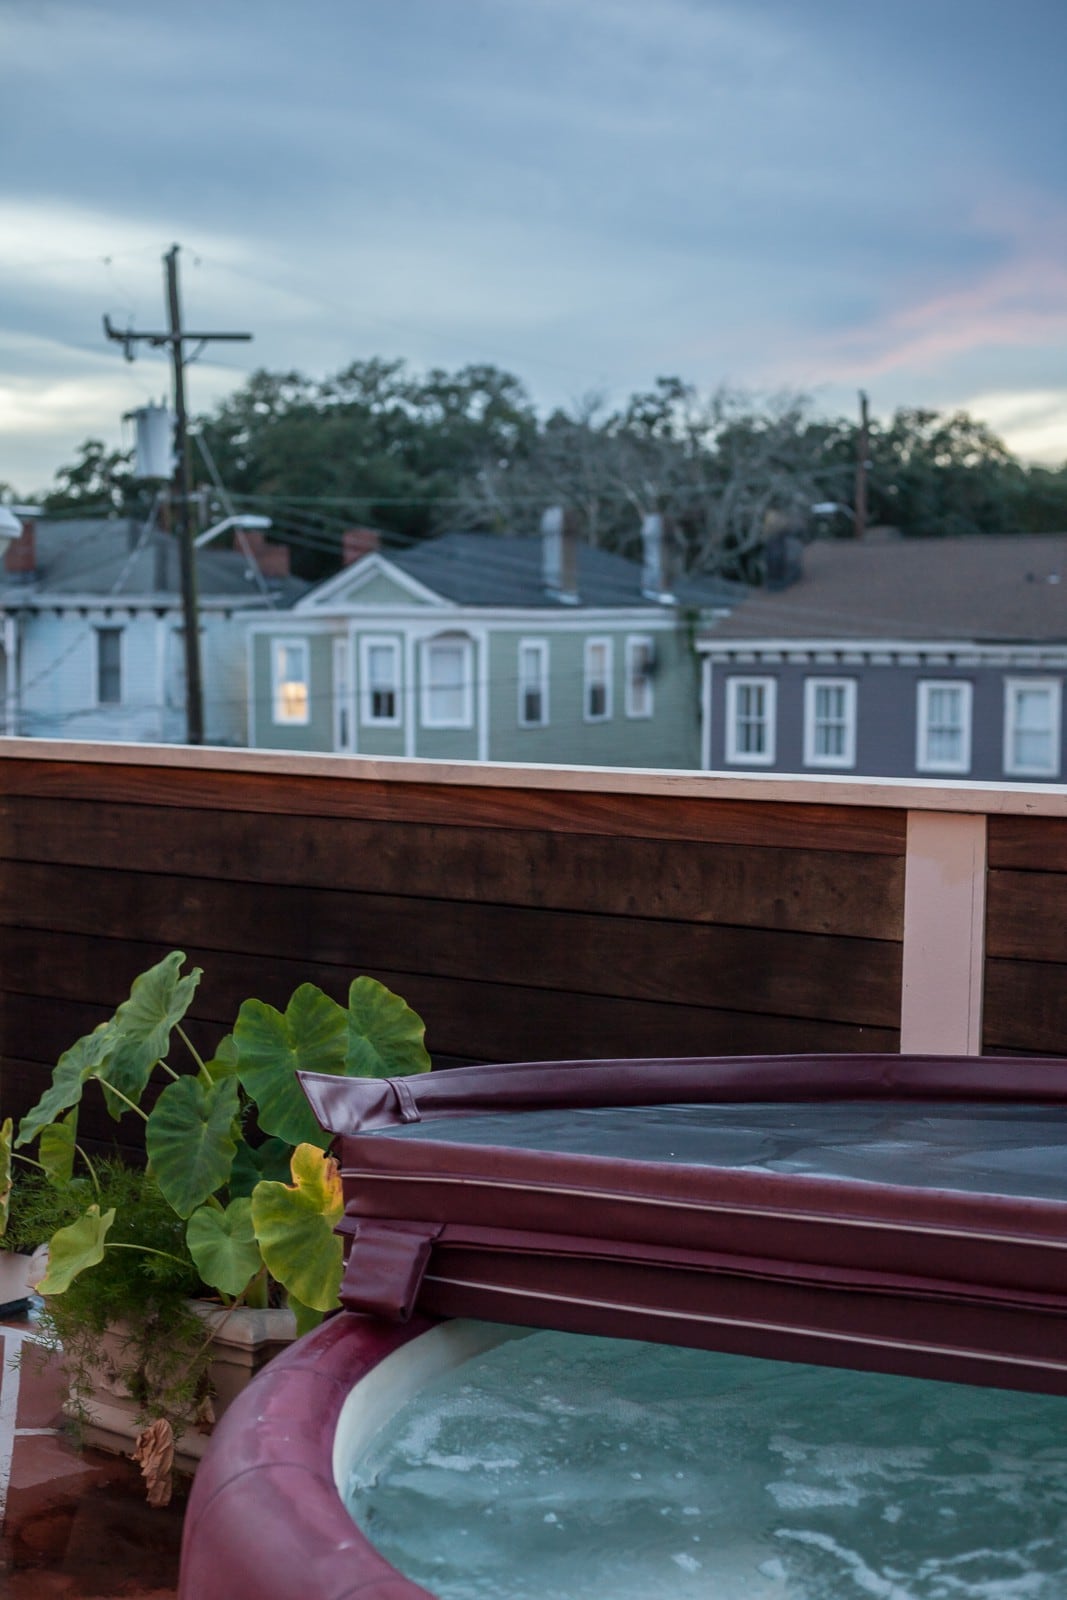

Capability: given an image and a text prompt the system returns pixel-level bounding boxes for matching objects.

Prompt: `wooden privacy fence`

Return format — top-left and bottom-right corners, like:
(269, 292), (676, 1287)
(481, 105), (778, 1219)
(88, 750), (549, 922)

(1, 741), (1065, 1151)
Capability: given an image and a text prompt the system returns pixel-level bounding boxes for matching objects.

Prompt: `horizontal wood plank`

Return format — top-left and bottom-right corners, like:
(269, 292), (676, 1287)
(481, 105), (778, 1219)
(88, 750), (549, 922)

(2, 974), (900, 1142)
(988, 815), (1067, 873)
(986, 869), (1067, 961)
(0, 862), (901, 1026)
(983, 958), (1067, 1055)
(0, 796), (904, 940)
(0, 760), (907, 854)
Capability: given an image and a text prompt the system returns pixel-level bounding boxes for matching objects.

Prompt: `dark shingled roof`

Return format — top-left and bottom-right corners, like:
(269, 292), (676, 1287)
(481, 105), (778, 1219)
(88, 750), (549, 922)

(704, 534), (1067, 644)
(1, 517), (308, 607)
(388, 531), (745, 610)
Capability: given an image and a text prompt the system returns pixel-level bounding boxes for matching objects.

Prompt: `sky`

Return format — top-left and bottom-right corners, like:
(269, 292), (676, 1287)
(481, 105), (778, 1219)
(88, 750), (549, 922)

(2, 0), (1067, 496)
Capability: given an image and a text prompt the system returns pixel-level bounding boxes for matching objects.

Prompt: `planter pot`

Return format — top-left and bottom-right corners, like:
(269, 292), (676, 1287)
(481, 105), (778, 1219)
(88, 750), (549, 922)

(65, 1300), (298, 1472)
(0, 1244), (48, 1314)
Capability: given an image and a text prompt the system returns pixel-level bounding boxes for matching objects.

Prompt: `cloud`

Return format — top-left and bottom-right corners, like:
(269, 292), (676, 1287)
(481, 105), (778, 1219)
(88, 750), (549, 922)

(959, 389), (1067, 466)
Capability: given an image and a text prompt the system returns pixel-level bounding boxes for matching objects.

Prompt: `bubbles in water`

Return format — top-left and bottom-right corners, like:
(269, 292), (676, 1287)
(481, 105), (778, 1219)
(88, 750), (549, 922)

(347, 1332), (1067, 1599)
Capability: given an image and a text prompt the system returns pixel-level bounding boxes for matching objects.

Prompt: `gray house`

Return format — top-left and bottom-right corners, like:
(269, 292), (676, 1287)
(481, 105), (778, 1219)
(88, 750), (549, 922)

(699, 532), (1067, 782)
(0, 508), (305, 745)
(247, 518), (743, 767)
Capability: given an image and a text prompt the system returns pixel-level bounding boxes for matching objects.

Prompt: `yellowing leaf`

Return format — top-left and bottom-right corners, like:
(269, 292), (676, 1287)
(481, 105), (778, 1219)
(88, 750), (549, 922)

(250, 1145), (343, 1313)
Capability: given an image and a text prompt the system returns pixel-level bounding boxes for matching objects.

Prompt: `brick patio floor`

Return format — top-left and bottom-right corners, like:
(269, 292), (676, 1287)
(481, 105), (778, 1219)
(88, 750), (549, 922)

(1, 1305), (186, 1599)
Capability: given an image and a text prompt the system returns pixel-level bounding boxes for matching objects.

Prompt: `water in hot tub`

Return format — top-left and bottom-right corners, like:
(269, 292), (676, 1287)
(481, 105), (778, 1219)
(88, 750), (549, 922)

(346, 1332), (1067, 1599)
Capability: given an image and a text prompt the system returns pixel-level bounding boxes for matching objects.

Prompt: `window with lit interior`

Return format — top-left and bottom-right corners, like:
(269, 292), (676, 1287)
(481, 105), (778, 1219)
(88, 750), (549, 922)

(272, 639), (310, 725)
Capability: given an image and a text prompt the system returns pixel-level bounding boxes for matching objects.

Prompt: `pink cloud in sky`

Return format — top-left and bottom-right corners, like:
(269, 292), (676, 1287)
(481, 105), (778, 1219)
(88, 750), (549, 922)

(788, 187), (1067, 385)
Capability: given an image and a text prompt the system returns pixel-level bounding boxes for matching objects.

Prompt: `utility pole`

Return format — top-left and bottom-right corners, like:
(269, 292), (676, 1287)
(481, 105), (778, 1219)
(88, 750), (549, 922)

(104, 245), (251, 744)
(854, 389), (870, 542)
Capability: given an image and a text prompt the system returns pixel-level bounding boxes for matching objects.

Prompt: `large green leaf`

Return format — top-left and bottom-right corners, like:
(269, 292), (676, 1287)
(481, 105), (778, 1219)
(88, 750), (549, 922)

(186, 1198), (262, 1297)
(98, 951), (203, 1121)
(16, 1024), (116, 1147)
(145, 1076), (239, 1219)
(346, 977), (431, 1078)
(0, 1118), (11, 1236)
(201, 1033), (239, 1087)
(234, 985), (347, 1148)
(38, 1111), (77, 1188)
(229, 1136), (293, 1199)
(36, 1205), (115, 1295)
(250, 1144), (343, 1312)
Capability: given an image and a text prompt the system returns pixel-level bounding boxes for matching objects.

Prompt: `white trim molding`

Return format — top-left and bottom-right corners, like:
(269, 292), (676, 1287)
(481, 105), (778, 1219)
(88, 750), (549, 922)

(359, 635), (403, 728)
(625, 634), (655, 719)
(725, 674), (776, 766)
(420, 632), (475, 730)
(94, 623), (124, 707)
(802, 677), (856, 769)
(517, 638), (549, 728)
(916, 680), (972, 775)
(271, 637), (311, 726)
(1003, 677), (1062, 778)
(583, 636), (613, 722)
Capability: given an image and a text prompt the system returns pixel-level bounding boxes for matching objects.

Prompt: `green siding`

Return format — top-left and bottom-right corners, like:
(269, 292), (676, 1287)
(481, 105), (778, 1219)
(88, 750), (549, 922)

(487, 627), (700, 768)
(252, 632), (334, 752)
(328, 571), (432, 607)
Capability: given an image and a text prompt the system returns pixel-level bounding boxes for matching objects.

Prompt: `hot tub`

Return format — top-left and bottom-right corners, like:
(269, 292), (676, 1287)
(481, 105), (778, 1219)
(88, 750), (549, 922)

(180, 1053), (1067, 1599)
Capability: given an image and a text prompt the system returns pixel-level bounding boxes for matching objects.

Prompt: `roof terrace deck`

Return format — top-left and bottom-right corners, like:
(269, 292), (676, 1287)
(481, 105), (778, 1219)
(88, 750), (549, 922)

(1, 741), (1066, 1150)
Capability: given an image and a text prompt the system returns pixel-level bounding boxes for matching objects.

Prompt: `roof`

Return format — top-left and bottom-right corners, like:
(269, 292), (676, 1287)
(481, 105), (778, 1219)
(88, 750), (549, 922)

(383, 531), (744, 611)
(703, 534), (1067, 645)
(0, 517), (308, 608)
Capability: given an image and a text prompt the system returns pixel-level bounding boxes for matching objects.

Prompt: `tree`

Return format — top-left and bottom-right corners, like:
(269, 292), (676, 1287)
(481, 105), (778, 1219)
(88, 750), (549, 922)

(42, 439), (136, 515)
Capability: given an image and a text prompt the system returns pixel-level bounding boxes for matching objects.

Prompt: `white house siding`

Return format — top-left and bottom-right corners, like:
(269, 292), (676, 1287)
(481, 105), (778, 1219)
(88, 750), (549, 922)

(13, 608), (250, 747)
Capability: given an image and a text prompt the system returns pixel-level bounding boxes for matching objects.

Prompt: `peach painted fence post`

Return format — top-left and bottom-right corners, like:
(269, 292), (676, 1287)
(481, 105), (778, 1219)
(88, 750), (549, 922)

(900, 811), (987, 1055)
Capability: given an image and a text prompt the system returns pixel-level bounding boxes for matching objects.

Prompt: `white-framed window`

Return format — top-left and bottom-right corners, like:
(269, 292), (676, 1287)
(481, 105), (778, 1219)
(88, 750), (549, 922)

(359, 636), (401, 726)
(803, 677), (857, 768)
(95, 626), (123, 705)
(725, 675), (776, 765)
(518, 639), (549, 727)
(271, 638), (310, 725)
(1004, 677), (1061, 777)
(584, 636), (613, 722)
(916, 680), (972, 773)
(625, 635), (655, 719)
(421, 634), (473, 728)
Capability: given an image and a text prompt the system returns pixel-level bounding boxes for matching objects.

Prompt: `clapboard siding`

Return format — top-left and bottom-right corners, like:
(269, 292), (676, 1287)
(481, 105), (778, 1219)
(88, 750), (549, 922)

(1, 752), (905, 1152)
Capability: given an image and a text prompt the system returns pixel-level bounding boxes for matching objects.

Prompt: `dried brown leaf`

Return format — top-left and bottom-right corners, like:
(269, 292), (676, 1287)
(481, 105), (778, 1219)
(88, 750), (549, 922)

(132, 1416), (175, 1507)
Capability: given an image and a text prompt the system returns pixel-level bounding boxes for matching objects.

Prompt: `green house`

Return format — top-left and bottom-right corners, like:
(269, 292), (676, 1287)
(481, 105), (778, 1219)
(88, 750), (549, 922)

(246, 519), (743, 768)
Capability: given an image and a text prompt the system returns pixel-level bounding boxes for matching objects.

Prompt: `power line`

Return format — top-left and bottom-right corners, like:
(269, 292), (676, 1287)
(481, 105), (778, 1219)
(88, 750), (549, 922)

(103, 243), (253, 745)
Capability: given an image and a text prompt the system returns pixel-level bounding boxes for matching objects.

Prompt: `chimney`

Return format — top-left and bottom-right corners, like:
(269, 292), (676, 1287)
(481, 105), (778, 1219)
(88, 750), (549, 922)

(762, 509), (806, 592)
(640, 513), (676, 604)
(239, 528), (290, 579)
(541, 506), (579, 604)
(342, 527), (381, 566)
(4, 506), (42, 583)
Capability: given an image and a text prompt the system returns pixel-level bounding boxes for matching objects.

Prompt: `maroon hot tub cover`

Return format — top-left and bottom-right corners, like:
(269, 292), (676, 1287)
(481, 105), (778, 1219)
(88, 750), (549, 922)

(301, 1053), (1067, 1395)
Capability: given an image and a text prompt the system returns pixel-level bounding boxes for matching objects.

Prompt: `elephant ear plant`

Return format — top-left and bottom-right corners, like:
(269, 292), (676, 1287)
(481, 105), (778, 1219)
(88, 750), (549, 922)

(3, 951), (430, 1457)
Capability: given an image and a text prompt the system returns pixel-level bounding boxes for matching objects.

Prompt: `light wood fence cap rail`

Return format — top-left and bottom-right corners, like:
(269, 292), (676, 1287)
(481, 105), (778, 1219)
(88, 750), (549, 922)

(2, 737), (1066, 816)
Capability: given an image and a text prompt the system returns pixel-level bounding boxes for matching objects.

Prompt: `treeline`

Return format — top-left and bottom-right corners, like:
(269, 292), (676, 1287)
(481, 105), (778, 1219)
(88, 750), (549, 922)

(39, 359), (1067, 581)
